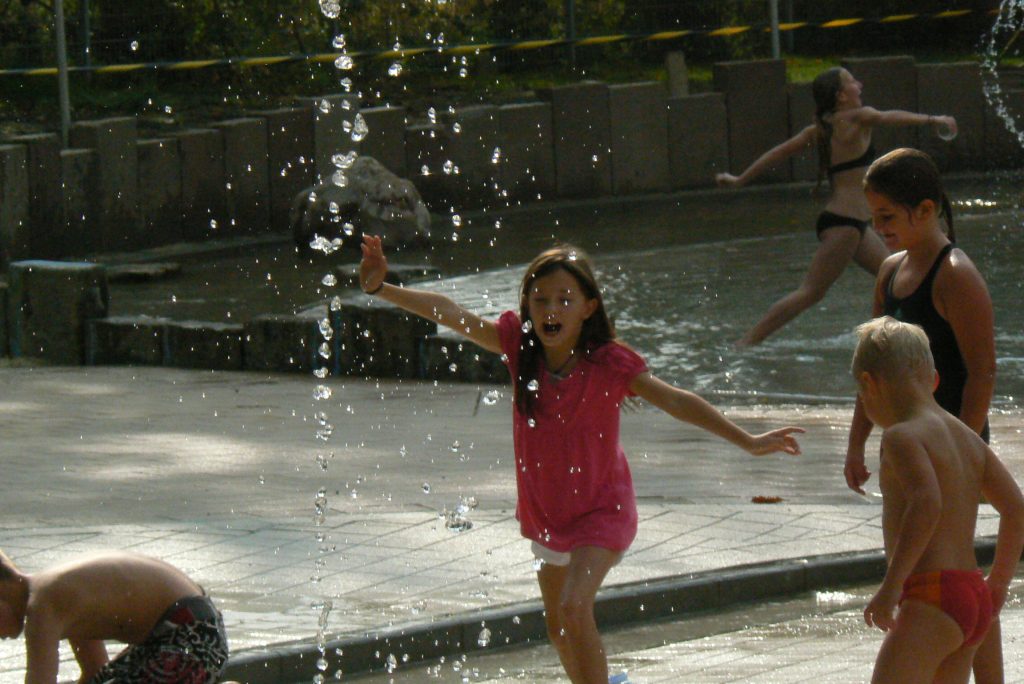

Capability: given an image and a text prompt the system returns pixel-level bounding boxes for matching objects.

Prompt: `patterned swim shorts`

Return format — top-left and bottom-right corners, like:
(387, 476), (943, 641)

(85, 594), (229, 684)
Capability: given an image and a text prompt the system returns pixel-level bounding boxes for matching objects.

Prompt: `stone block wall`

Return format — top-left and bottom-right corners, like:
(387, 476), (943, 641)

(1, 54), (1022, 298)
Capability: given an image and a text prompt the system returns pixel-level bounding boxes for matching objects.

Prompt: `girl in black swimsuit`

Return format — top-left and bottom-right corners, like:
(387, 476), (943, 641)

(715, 67), (957, 346)
(845, 148), (1000, 683)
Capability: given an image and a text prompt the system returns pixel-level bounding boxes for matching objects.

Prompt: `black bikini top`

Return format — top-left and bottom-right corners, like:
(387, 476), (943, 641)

(827, 143), (876, 177)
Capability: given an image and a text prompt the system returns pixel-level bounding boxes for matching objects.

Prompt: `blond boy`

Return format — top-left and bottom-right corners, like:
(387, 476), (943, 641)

(852, 316), (1024, 683)
(0, 550), (230, 683)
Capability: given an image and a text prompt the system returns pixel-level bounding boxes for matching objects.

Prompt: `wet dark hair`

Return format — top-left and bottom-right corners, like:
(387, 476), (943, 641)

(514, 245), (614, 418)
(812, 67), (844, 186)
(864, 148), (955, 241)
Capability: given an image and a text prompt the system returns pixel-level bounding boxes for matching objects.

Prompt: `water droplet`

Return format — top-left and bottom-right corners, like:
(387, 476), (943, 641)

(526, 379), (539, 392)
(491, 147), (502, 164)
(209, 219), (218, 230)
(512, 615), (521, 625)
(385, 653), (398, 672)
(521, 320), (533, 333)
(343, 222), (355, 237)
(527, 418), (536, 428)
(334, 54), (354, 70)
(427, 107), (437, 124)
(331, 170), (348, 187)
(482, 390), (500, 405)
(422, 483), (431, 494)
(322, 274), (338, 287)
(318, 99), (331, 113)
(388, 62), (403, 77)
(477, 627), (491, 647)
(319, 0), (341, 18)
(443, 159), (455, 175)
(332, 34), (346, 50)
(331, 151), (358, 169)
(314, 385), (332, 400)
(130, 40), (139, 52)
(351, 113), (369, 142)
(451, 214), (462, 227)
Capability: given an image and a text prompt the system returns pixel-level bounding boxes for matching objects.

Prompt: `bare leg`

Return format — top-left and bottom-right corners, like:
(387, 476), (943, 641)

(971, 618), (1004, 684)
(737, 226), (862, 347)
(871, 600), (964, 684)
(538, 563), (582, 681)
(537, 546), (620, 684)
(852, 228), (889, 275)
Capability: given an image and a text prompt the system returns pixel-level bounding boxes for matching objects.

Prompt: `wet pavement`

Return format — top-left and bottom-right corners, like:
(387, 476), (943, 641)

(1, 365), (1022, 681)
(355, 581), (1024, 683)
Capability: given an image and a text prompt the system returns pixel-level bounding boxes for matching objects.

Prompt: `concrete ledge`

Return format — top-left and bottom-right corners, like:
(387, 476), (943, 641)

(87, 316), (168, 366)
(334, 298), (437, 378)
(0, 280), (8, 356)
(243, 313), (325, 374)
(420, 332), (508, 384)
(165, 320), (244, 370)
(8, 260), (108, 364)
(222, 540), (1009, 683)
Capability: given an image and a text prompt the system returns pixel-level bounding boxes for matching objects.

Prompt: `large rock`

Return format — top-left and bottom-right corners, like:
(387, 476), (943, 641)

(290, 155), (430, 254)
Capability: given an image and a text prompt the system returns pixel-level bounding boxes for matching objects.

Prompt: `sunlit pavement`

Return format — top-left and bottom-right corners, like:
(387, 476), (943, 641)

(0, 366), (1021, 681)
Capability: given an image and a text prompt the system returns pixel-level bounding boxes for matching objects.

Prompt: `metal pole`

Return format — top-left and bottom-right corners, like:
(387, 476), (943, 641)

(784, 0), (794, 52)
(768, 0), (781, 59)
(55, 0), (72, 147)
(79, 0), (91, 67)
(564, 0), (576, 70)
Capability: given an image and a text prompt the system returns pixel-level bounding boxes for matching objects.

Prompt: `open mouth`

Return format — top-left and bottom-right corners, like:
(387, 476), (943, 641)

(542, 322), (562, 335)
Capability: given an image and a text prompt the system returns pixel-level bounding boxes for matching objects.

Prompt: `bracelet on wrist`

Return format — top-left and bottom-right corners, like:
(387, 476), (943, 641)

(364, 281), (385, 295)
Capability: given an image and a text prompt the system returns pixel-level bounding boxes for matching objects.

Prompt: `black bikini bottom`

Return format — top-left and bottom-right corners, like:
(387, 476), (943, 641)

(816, 210), (870, 240)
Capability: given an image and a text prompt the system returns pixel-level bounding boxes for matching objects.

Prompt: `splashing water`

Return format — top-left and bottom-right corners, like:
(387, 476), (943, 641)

(982, 1), (1024, 148)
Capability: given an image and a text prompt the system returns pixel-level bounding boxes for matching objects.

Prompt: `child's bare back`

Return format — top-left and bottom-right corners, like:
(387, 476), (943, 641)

(28, 552), (204, 644)
(0, 549), (229, 684)
(878, 407), (988, 576)
(852, 317), (1024, 684)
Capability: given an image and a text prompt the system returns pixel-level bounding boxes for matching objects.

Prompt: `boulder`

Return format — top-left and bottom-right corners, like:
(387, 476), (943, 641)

(290, 155), (430, 255)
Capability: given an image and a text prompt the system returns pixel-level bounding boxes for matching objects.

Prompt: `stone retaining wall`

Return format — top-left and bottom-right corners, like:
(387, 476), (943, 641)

(1, 258), (507, 382)
(1, 57), (1015, 265)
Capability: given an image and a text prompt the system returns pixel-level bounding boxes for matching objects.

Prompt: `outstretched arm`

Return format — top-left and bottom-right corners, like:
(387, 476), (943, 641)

(980, 446), (1024, 613)
(855, 106), (957, 137)
(360, 235), (501, 354)
(845, 257), (893, 494)
(715, 125), (817, 188)
(629, 372), (802, 455)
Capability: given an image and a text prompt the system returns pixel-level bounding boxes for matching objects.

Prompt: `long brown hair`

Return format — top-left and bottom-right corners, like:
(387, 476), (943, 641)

(514, 245), (615, 418)
(812, 67), (844, 187)
(864, 148), (956, 242)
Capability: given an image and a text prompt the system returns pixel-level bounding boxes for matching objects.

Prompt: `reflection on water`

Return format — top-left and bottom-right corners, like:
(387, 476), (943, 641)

(423, 176), (1024, 406)
(108, 175), (1023, 406)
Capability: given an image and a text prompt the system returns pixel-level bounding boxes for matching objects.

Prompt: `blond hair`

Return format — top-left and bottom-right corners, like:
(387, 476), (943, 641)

(852, 316), (934, 382)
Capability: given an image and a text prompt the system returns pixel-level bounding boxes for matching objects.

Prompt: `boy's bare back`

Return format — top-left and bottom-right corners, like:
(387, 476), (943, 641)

(879, 405), (989, 575)
(28, 552), (202, 644)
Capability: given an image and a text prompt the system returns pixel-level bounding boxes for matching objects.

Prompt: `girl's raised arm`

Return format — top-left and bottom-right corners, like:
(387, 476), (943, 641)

(855, 107), (957, 137)
(629, 372), (802, 456)
(359, 235), (502, 354)
(715, 124), (817, 188)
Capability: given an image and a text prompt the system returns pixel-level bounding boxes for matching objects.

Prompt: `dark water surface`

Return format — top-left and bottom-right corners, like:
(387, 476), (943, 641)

(108, 175), (1024, 406)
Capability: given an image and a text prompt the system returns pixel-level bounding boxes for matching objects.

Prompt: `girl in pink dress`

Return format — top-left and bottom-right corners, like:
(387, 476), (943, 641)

(359, 236), (803, 684)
